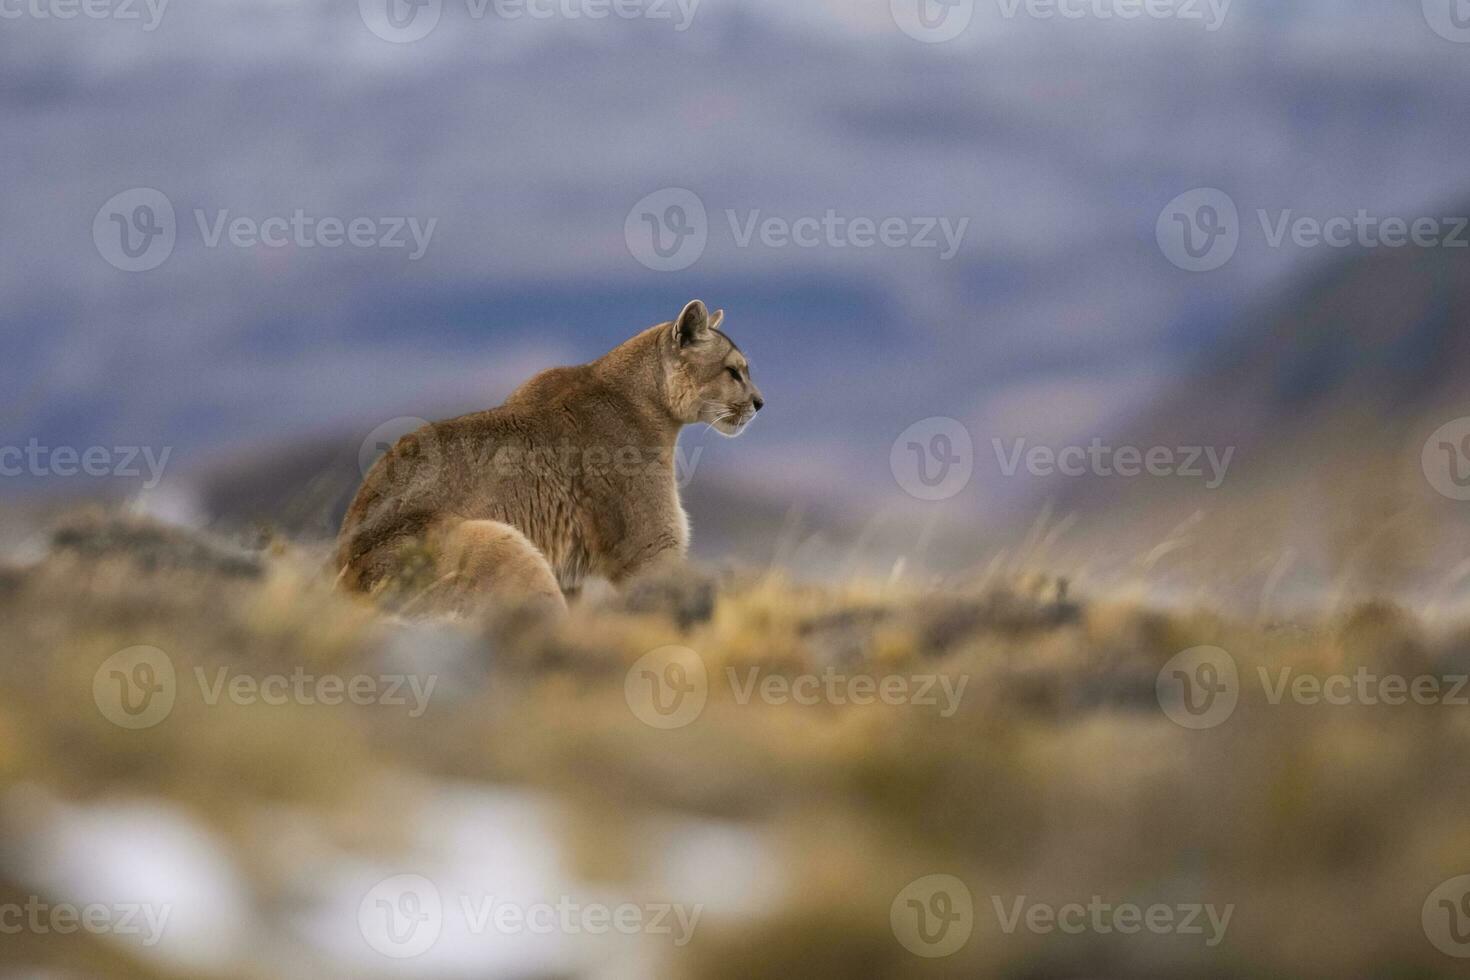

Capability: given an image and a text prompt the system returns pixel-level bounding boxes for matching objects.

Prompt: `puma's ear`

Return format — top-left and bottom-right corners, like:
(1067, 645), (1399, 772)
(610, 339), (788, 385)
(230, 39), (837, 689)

(707, 308), (725, 332)
(673, 299), (710, 347)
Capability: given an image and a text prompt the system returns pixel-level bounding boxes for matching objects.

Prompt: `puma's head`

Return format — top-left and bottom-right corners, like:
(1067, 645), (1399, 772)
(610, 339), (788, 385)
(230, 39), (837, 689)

(663, 299), (765, 436)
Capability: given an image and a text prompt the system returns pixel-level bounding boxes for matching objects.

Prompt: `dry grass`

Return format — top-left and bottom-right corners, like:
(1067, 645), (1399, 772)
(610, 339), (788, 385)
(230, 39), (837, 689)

(2, 511), (1470, 977)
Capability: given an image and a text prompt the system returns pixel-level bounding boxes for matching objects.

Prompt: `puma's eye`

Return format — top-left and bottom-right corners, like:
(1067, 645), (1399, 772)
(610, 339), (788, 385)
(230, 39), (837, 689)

(726, 367), (742, 383)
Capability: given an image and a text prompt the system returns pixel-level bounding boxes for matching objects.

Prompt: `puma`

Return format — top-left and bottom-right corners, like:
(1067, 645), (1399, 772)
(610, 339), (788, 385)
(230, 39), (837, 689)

(335, 300), (764, 613)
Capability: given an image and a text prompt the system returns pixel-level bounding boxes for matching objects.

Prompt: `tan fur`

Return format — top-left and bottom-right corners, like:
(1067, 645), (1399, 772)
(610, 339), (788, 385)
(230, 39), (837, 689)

(335, 300), (763, 611)
(428, 519), (566, 614)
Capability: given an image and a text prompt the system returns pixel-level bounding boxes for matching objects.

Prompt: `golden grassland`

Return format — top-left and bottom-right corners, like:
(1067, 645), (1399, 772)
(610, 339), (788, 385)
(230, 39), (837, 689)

(3, 511), (1470, 977)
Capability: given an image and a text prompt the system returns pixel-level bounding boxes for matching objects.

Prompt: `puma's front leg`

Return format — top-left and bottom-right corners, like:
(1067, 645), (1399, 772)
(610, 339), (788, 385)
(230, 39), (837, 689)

(603, 533), (685, 588)
(601, 530), (716, 628)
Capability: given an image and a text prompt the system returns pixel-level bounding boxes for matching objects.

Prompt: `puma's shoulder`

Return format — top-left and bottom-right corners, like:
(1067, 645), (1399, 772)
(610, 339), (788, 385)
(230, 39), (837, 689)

(505, 364), (595, 409)
(504, 360), (651, 441)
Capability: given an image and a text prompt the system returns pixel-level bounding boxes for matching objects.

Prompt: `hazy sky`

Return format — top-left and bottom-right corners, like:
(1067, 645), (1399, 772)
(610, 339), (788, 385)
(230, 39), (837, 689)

(6, 0), (1470, 515)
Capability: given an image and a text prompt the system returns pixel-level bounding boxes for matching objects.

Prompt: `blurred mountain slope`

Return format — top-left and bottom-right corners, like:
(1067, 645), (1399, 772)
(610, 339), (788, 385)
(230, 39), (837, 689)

(1046, 219), (1470, 600)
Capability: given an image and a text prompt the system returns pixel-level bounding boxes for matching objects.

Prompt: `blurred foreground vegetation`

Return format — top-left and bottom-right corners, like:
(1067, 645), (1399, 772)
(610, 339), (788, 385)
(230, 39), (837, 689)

(3, 511), (1470, 978)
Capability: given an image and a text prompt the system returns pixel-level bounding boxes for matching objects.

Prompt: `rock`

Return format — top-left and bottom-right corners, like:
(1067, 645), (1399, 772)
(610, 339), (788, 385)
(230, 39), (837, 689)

(50, 512), (264, 579)
(616, 565), (717, 629)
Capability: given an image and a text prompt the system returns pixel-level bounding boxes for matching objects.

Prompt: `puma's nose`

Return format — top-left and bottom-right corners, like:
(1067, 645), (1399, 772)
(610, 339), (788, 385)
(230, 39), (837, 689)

(752, 395), (765, 412)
